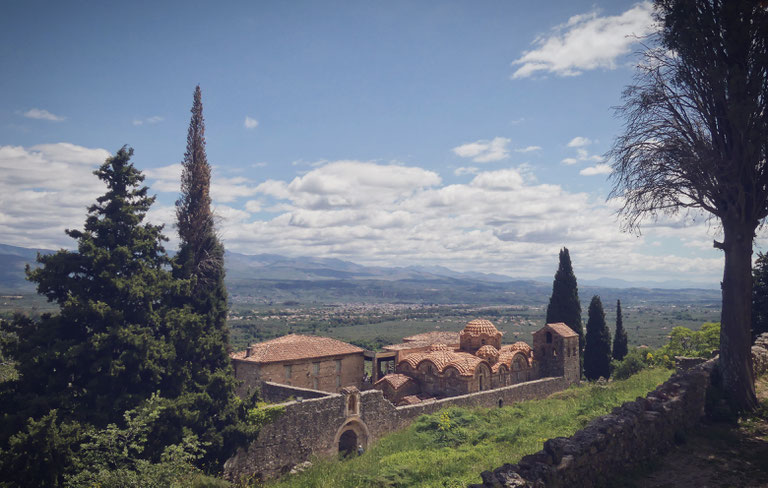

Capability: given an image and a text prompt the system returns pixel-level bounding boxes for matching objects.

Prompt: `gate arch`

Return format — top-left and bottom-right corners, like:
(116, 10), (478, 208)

(333, 418), (370, 456)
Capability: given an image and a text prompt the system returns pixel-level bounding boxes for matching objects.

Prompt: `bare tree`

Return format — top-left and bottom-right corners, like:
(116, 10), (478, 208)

(610, 0), (768, 411)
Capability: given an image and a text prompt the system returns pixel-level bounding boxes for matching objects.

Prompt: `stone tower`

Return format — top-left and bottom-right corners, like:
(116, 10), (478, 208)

(532, 322), (580, 385)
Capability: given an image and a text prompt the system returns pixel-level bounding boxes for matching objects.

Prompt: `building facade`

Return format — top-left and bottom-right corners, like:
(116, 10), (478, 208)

(374, 319), (579, 405)
(231, 334), (365, 394)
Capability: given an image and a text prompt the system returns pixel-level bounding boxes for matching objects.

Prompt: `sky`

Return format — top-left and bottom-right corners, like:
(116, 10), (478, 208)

(1, 0), (763, 285)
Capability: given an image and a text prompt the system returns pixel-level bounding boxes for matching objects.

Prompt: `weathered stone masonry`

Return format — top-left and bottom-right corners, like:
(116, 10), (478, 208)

(223, 376), (571, 482)
(470, 334), (768, 488)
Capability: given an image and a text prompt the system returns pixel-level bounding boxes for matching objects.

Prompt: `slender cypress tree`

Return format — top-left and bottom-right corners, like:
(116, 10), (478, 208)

(170, 86), (247, 468)
(584, 295), (612, 380)
(612, 299), (628, 361)
(546, 248), (584, 352)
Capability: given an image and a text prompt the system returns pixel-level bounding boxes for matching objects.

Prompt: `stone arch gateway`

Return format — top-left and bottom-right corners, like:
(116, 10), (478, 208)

(333, 418), (369, 456)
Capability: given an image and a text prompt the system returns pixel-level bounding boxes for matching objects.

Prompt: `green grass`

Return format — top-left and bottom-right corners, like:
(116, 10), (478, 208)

(266, 368), (673, 488)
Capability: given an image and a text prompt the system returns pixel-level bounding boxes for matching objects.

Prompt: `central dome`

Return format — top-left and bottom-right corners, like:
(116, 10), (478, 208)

(462, 319), (500, 336)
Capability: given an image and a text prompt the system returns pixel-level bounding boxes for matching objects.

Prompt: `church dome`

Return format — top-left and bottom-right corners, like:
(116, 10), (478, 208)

(462, 319), (500, 336)
(428, 343), (450, 352)
(476, 344), (500, 364)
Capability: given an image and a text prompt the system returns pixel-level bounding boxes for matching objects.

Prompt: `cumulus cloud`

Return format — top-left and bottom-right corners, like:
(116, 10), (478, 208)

(132, 115), (164, 126)
(244, 116), (259, 129)
(23, 108), (66, 122)
(454, 166), (479, 176)
(567, 136), (592, 148)
(0, 143), (110, 248)
(511, 2), (655, 79)
(453, 137), (511, 163)
(0, 145), (733, 282)
(580, 164), (613, 176)
(515, 145), (541, 153)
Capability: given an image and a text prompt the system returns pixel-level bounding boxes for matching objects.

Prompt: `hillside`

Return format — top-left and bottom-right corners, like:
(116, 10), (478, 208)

(0, 243), (721, 306)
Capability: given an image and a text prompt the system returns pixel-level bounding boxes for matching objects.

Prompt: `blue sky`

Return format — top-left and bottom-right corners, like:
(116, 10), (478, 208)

(1, 0), (755, 284)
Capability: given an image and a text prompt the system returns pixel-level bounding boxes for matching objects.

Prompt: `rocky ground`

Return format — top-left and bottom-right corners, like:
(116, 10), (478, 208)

(625, 376), (768, 488)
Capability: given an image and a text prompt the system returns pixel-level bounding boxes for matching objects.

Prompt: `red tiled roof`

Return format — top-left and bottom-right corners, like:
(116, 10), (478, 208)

(374, 373), (415, 390)
(460, 319), (503, 338)
(543, 322), (578, 338)
(402, 331), (460, 344)
(400, 349), (487, 376)
(231, 334), (363, 363)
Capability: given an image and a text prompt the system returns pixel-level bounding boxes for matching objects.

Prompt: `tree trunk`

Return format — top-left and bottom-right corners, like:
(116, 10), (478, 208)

(719, 221), (758, 412)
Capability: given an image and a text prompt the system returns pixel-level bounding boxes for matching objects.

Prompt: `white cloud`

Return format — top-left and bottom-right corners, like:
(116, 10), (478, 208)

(511, 2), (655, 79)
(244, 116), (259, 129)
(132, 115), (164, 126)
(515, 145), (541, 153)
(452, 137), (511, 163)
(567, 136), (592, 148)
(23, 108), (66, 122)
(454, 166), (479, 176)
(0, 145), (734, 283)
(579, 164), (613, 176)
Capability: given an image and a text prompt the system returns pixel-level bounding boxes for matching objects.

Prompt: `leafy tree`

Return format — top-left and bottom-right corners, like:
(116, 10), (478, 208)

(609, 0), (768, 411)
(753, 252), (768, 340)
(584, 296), (612, 381)
(545, 248), (584, 353)
(658, 323), (721, 359)
(612, 299), (628, 361)
(0, 147), (184, 484)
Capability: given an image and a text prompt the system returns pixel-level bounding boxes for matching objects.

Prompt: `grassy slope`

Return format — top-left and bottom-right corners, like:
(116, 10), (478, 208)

(267, 368), (672, 488)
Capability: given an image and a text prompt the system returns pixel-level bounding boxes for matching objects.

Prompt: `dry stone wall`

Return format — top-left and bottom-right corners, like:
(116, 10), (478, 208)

(469, 360), (718, 488)
(223, 376), (573, 482)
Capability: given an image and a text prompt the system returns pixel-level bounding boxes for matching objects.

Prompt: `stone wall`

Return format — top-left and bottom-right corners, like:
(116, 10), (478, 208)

(469, 360), (718, 488)
(259, 381), (331, 404)
(223, 375), (574, 482)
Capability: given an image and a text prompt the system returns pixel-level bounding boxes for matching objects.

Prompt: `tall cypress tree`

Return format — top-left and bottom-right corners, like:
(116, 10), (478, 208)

(546, 248), (584, 352)
(612, 299), (628, 361)
(584, 295), (612, 380)
(169, 86), (246, 468)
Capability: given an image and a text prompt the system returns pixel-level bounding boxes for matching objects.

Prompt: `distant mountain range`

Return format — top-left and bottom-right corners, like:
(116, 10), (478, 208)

(0, 242), (721, 306)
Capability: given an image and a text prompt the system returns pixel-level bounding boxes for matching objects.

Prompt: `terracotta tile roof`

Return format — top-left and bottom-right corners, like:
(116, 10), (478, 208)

(231, 334), (363, 363)
(400, 349), (487, 376)
(398, 395), (423, 405)
(500, 341), (533, 354)
(383, 341), (432, 351)
(374, 373), (415, 390)
(403, 331), (460, 344)
(460, 319), (503, 338)
(543, 322), (578, 338)
(476, 345), (500, 363)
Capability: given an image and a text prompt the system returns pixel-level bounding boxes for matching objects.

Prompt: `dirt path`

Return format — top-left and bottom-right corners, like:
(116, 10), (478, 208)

(625, 377), (768, 488)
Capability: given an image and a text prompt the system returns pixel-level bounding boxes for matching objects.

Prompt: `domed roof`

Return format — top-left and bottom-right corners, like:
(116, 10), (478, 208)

(428, 343), (450, 352)
(461, 319), (501, 337)
(476, 344), (500, 363)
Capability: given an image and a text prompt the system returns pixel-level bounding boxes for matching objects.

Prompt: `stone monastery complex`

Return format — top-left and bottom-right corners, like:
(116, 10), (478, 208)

(225, 319), (582, 480)
(231, 319), (580, 406)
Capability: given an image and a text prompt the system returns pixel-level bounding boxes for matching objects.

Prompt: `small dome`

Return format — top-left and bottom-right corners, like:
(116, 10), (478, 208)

(428, 343), (450, 352)
(462, 319), (500, 336)
(476, 345), (500, 363)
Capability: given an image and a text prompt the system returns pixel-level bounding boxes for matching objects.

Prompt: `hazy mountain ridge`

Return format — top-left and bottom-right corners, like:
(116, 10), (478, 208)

(0, 243), (721, 305)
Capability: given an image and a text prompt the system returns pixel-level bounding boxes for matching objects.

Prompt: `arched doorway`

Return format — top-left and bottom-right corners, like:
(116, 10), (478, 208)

(333, 418), (370, 458)
(338, 429), (357, 457)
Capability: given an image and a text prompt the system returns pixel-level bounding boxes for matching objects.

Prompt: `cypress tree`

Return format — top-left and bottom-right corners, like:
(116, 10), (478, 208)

(168, 86), (247, 468)
(584, 295), (612, 380)
(612, 299), (628, 361)
(546, 248), (584, 352)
